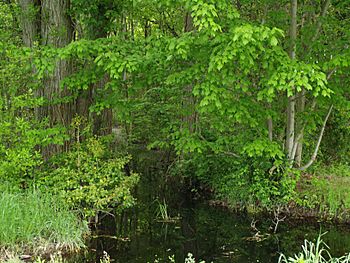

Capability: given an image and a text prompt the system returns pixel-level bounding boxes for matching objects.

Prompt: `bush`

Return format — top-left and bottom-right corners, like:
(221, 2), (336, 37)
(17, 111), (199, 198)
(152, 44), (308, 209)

(177, 139), (299, 209)
(0, 116), (67, 190)
(37, 136), (139, 218)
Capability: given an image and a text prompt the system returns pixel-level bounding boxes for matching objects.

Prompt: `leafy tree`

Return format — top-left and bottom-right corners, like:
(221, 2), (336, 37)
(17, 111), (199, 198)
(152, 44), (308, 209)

(2, 0), (350, 208)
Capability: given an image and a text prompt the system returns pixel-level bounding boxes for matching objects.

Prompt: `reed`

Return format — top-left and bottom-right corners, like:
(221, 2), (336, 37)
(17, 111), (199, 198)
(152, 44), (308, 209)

(0, 190), (89, 260)
(279, 234), (350, 263)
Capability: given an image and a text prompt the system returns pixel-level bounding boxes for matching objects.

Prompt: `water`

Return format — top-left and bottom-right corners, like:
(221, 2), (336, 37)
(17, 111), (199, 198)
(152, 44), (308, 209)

(76, 185), (350, 263)
(73, 152), (350, 263)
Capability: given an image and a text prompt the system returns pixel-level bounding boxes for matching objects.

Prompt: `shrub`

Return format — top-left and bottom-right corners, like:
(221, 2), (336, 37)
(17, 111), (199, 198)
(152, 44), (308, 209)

(37, 136), (139, 218)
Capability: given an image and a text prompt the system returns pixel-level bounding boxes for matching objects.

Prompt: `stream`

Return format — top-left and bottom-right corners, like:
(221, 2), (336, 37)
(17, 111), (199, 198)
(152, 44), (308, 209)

(71, 159), (350, 263)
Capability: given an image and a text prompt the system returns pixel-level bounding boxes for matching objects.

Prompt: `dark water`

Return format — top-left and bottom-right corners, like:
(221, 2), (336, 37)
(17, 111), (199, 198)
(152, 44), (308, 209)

(72, 153), (350, 263)
(74, 185), (350, 262)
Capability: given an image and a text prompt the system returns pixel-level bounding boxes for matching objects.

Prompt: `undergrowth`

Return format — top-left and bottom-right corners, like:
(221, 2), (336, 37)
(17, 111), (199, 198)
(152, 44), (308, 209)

(0, 190), (89, 261)
(297, 163), (350, 219)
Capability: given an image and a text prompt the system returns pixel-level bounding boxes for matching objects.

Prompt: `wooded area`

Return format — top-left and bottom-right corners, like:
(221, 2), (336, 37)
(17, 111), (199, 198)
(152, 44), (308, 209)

(0, 0), (349, 262)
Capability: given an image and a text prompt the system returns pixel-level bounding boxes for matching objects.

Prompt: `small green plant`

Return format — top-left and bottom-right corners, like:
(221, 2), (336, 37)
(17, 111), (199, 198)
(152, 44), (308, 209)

(152, 253), (206, 263)
(297, 173), (350, 218)
(34, 253), (65, 263)
(0, 116), (67, 190)
(279, 234), (350, 263)
(4, 251), (112, 263)
(156, 199), (170, 221)
(99, 251), (111, 263)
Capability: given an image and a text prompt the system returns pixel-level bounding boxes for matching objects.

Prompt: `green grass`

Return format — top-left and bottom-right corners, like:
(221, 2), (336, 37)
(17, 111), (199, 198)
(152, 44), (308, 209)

(297, 163), (350, 218)
(311, 163), (350, 178)
(0, 190), (89, 260)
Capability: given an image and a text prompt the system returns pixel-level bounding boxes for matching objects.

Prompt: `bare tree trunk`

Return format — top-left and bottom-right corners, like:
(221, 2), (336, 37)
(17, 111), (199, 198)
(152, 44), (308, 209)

(41, 0), (73, 48)
(286, 0), (297, 159)
(299, 105), (333, 171)
(268, 118), (273, 141)
(295, 0), (331, 165)
(295, 89), (305, 166)
(184, 12), (193, 33)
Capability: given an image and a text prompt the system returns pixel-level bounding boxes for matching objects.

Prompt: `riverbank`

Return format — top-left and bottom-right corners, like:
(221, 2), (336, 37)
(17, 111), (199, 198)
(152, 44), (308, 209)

(1, 163), (350, 262)
(204, 163), (350, 224)
(0, 190), (89, 262)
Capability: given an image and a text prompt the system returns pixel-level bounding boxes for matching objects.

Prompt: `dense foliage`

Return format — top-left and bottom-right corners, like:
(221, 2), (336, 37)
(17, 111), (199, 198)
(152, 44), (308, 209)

(0, 0), (349, 231)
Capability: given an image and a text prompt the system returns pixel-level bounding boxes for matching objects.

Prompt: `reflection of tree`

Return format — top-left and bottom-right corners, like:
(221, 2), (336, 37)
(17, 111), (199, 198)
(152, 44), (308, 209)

(181, 206), (199, 260)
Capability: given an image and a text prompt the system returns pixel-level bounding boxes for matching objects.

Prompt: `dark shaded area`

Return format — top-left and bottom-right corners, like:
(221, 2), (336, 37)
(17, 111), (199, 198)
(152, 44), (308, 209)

(72, 161), (350, 263)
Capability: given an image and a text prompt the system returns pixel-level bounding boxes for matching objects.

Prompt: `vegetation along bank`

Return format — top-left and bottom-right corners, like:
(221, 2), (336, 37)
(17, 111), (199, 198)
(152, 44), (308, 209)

(0, 0), (349, 261)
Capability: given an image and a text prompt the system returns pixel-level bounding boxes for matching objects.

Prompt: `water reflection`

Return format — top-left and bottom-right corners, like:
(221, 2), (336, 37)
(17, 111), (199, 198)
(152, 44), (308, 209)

(78, 201), (350, 263)
(74, 157), (350, 263)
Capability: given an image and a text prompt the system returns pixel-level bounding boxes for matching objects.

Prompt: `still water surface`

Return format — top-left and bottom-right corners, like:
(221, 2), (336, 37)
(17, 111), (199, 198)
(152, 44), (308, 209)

(77, 198), (350, 262)
(72, 158), (350, 263)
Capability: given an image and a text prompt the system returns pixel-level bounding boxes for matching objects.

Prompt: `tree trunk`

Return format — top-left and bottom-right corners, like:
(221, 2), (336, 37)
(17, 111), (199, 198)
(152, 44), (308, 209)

(295, 89), (305, 166)
(40, 0), (75, 155)
(19, 0), (40, 48)
(286, 0), (297, 159)
(298, 105), (333, 171)
(294, 0), (331, 165)
(267, 103), (273, 141)
(182, 12), (197, 134)
(92, 75), (113, 136)
(83, 3), (113, 136)
(19, 0), (41, 119)
(184, 12), (193, 32)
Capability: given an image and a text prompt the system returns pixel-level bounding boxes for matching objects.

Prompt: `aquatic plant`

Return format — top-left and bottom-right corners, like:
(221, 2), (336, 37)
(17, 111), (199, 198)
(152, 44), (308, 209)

(150, 253), (206, 263)
(279, 234), (350, 263)
(155, 199), (181, 223)
(156, 199), (170, 221)
(183, 253), (206, 263)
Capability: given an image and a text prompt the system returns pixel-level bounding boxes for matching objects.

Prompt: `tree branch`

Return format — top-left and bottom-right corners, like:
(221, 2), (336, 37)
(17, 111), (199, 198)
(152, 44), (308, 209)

(302, 0), (331, 59)
(221, 151), (241, 158)
(298, 104), (334, 171)
(327, 68), (337, 80)
(311, 0), (331, 42)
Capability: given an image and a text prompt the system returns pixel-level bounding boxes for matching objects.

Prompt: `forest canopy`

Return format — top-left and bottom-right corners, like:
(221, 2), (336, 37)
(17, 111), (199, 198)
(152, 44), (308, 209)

(0, 0), (350, 227)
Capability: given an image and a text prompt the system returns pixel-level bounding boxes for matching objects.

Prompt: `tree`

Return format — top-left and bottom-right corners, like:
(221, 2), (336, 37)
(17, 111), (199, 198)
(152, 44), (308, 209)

(9, 0), (350, 205)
